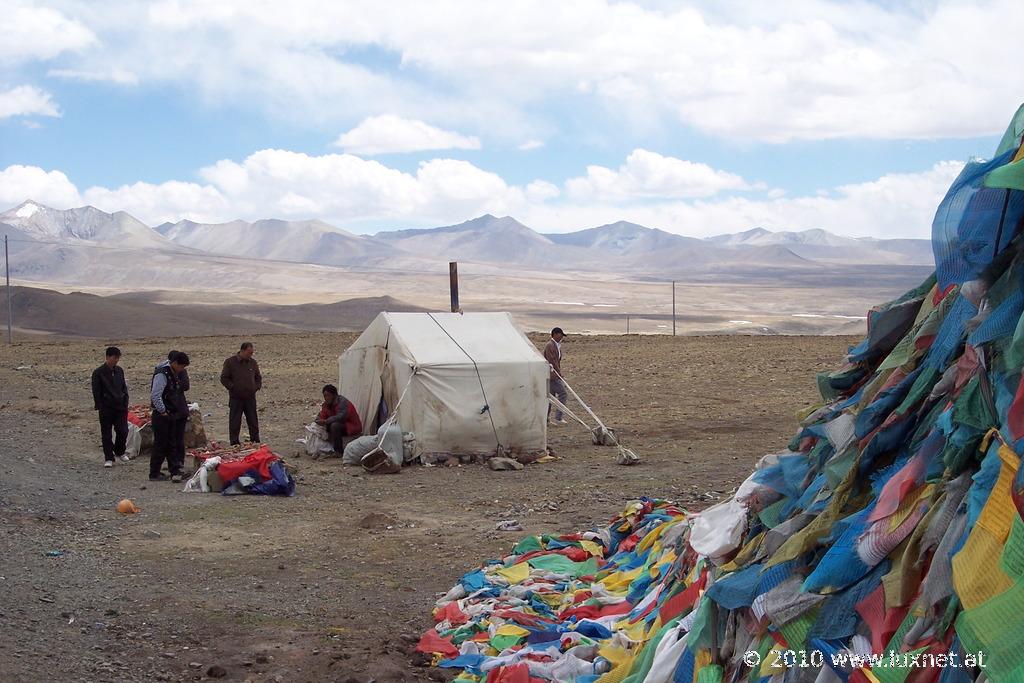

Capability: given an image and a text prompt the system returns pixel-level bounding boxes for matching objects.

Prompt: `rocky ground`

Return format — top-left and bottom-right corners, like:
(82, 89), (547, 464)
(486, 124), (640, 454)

(0, 332), (853, 682)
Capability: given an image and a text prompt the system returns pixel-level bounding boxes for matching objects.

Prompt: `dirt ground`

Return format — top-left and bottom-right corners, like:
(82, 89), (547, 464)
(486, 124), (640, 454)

(0, 332), (854, 682)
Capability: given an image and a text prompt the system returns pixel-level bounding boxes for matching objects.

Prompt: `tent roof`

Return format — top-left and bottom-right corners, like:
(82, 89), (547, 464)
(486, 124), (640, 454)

(352, 312), (545, 366)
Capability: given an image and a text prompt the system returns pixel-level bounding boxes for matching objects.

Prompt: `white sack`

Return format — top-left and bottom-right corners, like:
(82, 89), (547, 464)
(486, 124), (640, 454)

(688, 497), (748, 562)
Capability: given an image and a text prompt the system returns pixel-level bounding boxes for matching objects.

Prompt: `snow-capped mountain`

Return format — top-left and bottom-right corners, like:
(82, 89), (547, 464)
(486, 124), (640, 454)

(707, 227), (854, 248)
(0, 200), (172, 248)
(374, 214), (593, 268)
(156, 217), (402, 267)
(0, 201), (934, 290)
(545, 220), (705, 255)
(705, 225), (932, 264)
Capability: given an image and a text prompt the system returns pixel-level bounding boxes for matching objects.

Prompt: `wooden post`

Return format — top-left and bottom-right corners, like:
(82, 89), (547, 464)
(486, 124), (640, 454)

(449, 261), (459, 312)
(672, 280), (676, 336)
(4, 235), (11, 345)
(626, 314), (630, 334)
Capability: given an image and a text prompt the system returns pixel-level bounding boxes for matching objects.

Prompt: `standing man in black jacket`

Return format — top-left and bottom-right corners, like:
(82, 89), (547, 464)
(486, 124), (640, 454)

(220, 341), (262, 445)
(150, 351), (191, 482)
(166, 350), (192, 476)
(91, 346), (130, 468)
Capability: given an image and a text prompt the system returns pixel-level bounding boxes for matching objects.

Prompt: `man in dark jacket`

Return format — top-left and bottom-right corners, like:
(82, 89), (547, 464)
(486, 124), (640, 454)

(150, 351), (190, 482)
(165, 350), (191, 477)
(91, 346), (129, 467)
(220, 341), (262, 445)
(316, 384), (363, 454)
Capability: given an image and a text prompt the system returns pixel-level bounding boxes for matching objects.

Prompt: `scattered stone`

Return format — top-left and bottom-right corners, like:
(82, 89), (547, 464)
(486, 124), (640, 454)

(143, 530), (162, 539)
(409, 651), (432, 667)
(495, 520), (524, 532)
(254, 654), (269, 664)
(188, 661), (202, 669)
(487, 457), (523, 471)
(206, 665), (227, 678)
(358, 513), (397, 530)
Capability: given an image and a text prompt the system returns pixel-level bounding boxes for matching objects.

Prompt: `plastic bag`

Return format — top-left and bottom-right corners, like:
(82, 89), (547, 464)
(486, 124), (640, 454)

(402, 431), (419, 463)
(689, 498), (748, 563)
(344, 423), (404, 473)
(297, 422), (334, 457)
(182, 456), (222, 493)
(126, 423), (143, 459)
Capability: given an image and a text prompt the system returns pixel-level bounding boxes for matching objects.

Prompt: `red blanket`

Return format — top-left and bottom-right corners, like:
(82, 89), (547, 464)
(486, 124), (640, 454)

(216, 445), (280, 484)
(127, 404), (152, 427)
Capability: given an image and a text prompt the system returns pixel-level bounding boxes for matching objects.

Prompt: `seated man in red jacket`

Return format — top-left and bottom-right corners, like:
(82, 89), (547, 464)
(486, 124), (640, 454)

(316, 384), (363, 455)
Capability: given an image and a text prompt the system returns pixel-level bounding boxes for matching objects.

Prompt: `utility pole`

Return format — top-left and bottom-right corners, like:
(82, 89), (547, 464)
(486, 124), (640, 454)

(626, 315), (630, 334)
(672, 280), (676, 336)
(449, 261), (460, 312)
(5, 235), (11, 345)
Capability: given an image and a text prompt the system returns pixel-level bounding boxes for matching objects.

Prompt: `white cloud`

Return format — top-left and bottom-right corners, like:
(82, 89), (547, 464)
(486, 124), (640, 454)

(0, 155), (964, 239)
(566, 149), (757, 201)
(0, 165), (81, 207)
(334, 115), (481, 155)
(526, 180), (560, 202)
(518, 140), (545, 151)
(526, 161), (964, 239)
(83, 180), (229, 224)
(23, 148), (529, 225)
(0, 1), (95, 63)
(0, 85), (60, 119)
(47, 68), (139, 85)
(15, 0), (1022, 141)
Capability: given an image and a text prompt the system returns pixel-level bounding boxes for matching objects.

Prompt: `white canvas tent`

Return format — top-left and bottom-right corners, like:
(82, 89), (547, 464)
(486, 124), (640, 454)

(339, 312), (549, 457)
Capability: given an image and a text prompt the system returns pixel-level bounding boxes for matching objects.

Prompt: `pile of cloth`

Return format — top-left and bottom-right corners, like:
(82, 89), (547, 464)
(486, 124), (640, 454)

(186, 442), (295, 496)
(417, 106), (1024, 681)
(125, 403), (207, 457)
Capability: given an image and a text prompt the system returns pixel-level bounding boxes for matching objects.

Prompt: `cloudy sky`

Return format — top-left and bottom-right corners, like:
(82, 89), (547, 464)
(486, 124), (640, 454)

(1, 0), (1021, 237)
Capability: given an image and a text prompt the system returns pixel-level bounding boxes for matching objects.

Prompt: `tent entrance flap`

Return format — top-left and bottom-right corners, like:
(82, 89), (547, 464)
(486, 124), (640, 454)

(338, 345), (386, 437)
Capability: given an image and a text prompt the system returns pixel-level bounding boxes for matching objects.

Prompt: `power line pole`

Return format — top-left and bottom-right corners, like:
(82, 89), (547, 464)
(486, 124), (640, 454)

(672, 280), (676, 336)
(5, 235), (12, 345)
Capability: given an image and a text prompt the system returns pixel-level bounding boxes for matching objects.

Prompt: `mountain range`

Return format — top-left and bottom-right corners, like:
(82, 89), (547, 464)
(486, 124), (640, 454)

(0, 200), (933, 288)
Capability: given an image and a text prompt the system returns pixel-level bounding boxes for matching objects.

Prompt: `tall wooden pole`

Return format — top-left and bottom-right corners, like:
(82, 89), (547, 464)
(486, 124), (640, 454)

(5, 235), (11, 345)
(672, 280), (676, 336)
(626, 314), (630, 334)
(449, 261), (459, 312)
